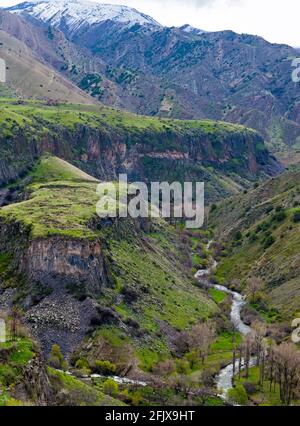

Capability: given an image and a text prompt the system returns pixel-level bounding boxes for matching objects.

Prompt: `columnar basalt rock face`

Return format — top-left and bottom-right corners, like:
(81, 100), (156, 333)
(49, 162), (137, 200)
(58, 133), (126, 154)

(0, 124), (282, 187)
(27, 238), (107, 293)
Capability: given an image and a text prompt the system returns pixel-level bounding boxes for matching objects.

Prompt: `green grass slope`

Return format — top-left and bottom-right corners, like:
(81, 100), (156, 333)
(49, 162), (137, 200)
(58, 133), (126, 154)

(210, 168), (300, 319)
(0, 155), (100, 238)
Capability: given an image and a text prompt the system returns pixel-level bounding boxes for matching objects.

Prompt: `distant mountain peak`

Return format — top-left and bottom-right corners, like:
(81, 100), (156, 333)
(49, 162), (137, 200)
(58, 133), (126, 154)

(179, 24), (206, 35)
(7, 0), (162, 31)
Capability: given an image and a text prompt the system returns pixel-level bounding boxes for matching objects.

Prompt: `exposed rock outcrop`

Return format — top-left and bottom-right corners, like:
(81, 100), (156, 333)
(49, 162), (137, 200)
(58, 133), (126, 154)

(13, 354), (52, 406)
(0, 122), (283, 191)
(27, 238), (108, 293)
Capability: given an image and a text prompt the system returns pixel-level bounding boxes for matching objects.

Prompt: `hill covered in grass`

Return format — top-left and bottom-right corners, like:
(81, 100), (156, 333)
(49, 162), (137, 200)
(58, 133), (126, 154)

(210, 168), (300, 319)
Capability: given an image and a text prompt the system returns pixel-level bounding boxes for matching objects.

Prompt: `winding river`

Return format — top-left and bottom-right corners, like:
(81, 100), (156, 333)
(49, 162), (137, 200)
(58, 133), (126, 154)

(195, 241), (253, 400)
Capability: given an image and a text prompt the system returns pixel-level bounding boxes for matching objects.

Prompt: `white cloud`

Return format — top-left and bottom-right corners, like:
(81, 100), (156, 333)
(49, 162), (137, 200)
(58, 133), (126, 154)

(1, 0), (299, 46)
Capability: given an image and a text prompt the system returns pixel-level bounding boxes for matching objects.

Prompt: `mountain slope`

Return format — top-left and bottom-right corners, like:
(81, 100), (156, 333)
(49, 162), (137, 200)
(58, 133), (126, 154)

(210, 169), (300, 319)
(0, 29), (95, 103)
(7, 0), (161, 34)
(0, 154), (217, 363)
(6, 1), (300, 157)
(0, 9), (129, 105)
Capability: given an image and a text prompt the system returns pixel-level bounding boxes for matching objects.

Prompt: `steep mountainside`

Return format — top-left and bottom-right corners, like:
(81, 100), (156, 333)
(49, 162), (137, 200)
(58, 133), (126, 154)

(210, 168), (300, 319)
(8, 0), (161, 33)
(0, 99), (282, 203)
(0, 9), (140, 107)
(0, 28), (95, 103)
(6, 0), (300, 156)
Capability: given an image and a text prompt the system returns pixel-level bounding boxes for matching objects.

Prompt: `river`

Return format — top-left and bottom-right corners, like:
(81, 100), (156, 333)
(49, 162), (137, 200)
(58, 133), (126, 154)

(195, 241), (254, 401)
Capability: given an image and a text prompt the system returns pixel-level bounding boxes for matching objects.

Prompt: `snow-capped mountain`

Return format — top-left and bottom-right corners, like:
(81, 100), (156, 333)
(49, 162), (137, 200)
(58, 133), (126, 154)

(7, 0), (162, 32)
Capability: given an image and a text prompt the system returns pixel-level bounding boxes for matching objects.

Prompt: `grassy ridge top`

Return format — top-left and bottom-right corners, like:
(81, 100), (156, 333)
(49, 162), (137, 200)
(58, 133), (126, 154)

(0, 98), (255, 138)
(29, 156), (99, 183)
(0, 156), (101, 238)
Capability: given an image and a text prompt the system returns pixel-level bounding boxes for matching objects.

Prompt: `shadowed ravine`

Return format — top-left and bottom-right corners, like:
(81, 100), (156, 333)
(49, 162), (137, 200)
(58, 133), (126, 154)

(195, 241), (254, 401)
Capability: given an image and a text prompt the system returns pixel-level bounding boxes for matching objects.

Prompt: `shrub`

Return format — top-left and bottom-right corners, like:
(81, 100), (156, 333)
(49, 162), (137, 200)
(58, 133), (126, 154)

(121, 286), (138, 304)
(265, 205), (274, 214)
(234, 231), (242, 241)
(243, 382), (257, 395)
(262, 235), (275, 249)
(103, 379), (119, 397)
(124, 317), (140, 329)
(48, 344), (67, 371)
(228, 384), (248, 405)
(292, 210), (300, 223)
(75, 358), (90, 370)
(272, 210), (287, 222)
(94, 360), (117, 375)
(249, 232), (258, 242)
(256, 224), (262, 233)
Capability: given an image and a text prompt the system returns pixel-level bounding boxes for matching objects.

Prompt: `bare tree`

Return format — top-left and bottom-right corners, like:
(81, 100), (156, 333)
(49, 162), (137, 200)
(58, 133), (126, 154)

(174, 331), (190, 356)
(153, 359), (175, 377)
(246, 277), (264, 304)
(241, 334), (253, 379)
(189, 322), (215, 365)
(273, 343), (300, 405)
(251, 321), (267, 368)
(267, 344), (275, 393)
(10, 306), (20, 341)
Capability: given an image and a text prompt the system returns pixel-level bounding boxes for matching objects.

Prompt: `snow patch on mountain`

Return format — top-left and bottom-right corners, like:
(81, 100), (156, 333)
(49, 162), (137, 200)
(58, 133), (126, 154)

(7, 0), (162, 31)
(179, 24), (206, 35)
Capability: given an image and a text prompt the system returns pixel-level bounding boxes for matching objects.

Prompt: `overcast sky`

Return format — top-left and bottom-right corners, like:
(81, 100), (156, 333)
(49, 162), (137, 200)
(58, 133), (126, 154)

(1, 0), (299, 47)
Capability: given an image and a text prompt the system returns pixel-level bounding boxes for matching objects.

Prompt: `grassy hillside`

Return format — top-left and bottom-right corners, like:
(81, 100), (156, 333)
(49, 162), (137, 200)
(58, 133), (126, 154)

(0, 98), (253, 136)
(0, 156), (100, 238)
(210, 168), (300, 319)
(0, 155), (217, 374)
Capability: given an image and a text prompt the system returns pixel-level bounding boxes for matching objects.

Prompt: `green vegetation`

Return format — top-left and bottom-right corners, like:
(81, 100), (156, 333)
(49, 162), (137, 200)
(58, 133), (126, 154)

(228, 384), (248, 405)
(0, 98), (250, 138)
(86, 222), (217, 373)
(0, 98), (270, 205)
(103, 379), (119, 397)
(234, 367), (282, 406)
(48, 368), (124, 406)
(208, 288), (227, 304)
(48, 344), (67, 371)
(0, 156), (124, 238)
(94, 360), (117, 375)
(0, 154), (217, 378)
(211, 169), (300, 319)
(0, 337), (35, 406)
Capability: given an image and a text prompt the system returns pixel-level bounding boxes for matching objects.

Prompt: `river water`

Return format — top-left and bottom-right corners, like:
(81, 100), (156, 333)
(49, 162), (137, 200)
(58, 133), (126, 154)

(195, 241), (253, 400)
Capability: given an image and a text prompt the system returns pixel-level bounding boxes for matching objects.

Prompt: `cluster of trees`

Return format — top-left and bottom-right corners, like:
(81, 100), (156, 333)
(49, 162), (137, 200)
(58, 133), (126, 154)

(232, 320), (300, 405)
(175, 322), (216, 366)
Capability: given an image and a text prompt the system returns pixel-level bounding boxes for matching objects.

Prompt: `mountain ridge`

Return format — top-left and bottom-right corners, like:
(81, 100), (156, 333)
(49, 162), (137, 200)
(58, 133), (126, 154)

(7, 0), (162, 32)
(4, 0), (300, 158)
